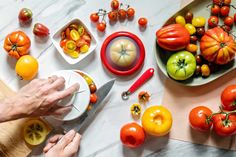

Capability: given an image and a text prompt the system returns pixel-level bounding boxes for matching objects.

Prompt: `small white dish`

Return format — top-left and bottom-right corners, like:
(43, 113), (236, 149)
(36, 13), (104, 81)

(51, 18), (97, 65)
(50, 70), (90, 121)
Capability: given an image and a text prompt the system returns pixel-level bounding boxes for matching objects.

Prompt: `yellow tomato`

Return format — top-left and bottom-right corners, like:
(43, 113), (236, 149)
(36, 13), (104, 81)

(15, 55), (38, 80)
(175, 15), (186, 26)
(192, 16), (206, 27)
(70, 30), (80, 41)
(141, 105), (172, 136)
(186, 44), (198, 54)
(66, 51), (79, 58)
(80, 45), (89, 53)
(185, 24), (196, 35)
(201, 64), (210, 77)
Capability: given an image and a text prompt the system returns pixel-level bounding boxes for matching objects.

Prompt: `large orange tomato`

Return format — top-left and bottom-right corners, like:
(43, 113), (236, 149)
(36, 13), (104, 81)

(200, 27), (236, 65)
(4, 31), (31, 59)
(156, 24), (190, 51)
(141, 105), (172, 136)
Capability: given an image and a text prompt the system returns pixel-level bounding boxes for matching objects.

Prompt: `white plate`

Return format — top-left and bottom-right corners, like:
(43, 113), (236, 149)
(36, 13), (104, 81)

(51, 18), (97, 65)
(50, 70), (90, 121)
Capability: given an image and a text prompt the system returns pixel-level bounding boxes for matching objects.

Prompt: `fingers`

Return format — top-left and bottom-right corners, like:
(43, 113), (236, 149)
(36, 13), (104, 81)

(43, 134), (63, 153)
(48, 75), (58, 84)
(58, 130), (76, 149)
(48, 76), (66, 90)
(66, 133), (82, 152)
(43, 143), (56, 153)
(49, 105), (72, 116)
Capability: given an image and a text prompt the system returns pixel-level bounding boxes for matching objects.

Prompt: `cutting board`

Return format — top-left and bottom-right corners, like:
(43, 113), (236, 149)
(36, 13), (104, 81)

(0, 80), (33, 157)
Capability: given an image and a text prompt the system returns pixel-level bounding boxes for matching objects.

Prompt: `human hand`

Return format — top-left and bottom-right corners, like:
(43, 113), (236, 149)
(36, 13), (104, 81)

(44, 130), (81, 157)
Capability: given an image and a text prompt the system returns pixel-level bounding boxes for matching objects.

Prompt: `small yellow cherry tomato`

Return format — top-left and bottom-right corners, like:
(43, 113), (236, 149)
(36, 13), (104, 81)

(185, 24), (196, 35)
(66, 51), (79, 58)
(175, 15), (186, 26)
(70, 30), (80, 41)
(130, 103), (142, 117)
(186, 44), (198, 54)
(78, 25), (85, 36)
(80, 45), (89, 53)
(192, 16), (206, 27)
(201, 64), (210, 77)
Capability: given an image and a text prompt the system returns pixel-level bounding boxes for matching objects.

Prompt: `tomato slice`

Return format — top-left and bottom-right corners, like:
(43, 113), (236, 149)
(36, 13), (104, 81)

(80, 45), (89, 53)
(64, 40), (76, 53)
(78, 25), (85, 36)
(66, 51), (79, 58)
(70, 30), (80, 41)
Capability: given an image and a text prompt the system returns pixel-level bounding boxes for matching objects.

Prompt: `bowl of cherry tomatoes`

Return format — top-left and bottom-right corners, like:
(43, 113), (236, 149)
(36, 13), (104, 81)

(52, 18), (97, 64)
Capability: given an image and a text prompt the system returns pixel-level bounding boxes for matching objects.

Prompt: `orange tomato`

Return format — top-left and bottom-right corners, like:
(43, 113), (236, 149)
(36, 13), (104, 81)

(141, 105), (172, 136)
(90, 94), (97, 103)
(186, 44), (198, 54)
(4, 31), (31, 59)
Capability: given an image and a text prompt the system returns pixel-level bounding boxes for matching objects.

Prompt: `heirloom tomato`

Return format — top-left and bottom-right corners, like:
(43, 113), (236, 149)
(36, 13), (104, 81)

(201, 64), (210, 77)
(156, 24), (190, 51)
(120, 122), (145, 148)
(142, 106), (172, 136)
(189, 106), (213, 132)
(4, 31), (31, 59)
(18, 8), (32, 24)
(175, 15), (186, 26)
(33, 23), (49, 37)
(221, 85), (236, 111)
(185, 24), (196, 35)
(192, 16), (206, 27)
(167, 51), (196, 81)
(200, 27), (236, 65)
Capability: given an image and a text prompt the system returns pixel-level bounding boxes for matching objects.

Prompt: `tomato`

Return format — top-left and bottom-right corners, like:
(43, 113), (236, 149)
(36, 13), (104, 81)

(220, 6), (230, 17)
(127, 8), (135, 18)
(90, 94), (97, 103)
(211, 4), (220, 15)
(63, 40), (76, 54)
(60, 39), (69, 48)
(185, 12), (193, 23)
(175, 15), (186, 26)
(120, 122), (145, 148)
(212, 113), (236, 136)
(213, 0), (222, 5)
(89, 84), (97, 93)
(97, 22), (106, 32)
(221, 25), (231, 32)
(192, 16), (206, 27)
(200, 27), (236, 65)
(185, 23), (196, 35)
(83, 75), (93, 85)
(223, 0), (231, 5)
(90, 13), (99, 22)
(138, 91), (150, 103)
(80, 45), (89, 53)
(221, 85), (236, 111)
(208, 16), (219, 28)
(224, 16), (234, 27)
(118, 9), (127, 19)
(15, 55), (38, 80)
(108, 11), (118, 21)
(78, 25), (85, 36)
(130, 104), (142, 117)
(138, 17), (148, 27)
(190, 35), (198, 43)
(195, 65), (201, 75)
(196, 27), (205, 37)
(234, 14), (236, 23)
(4, 31), (31, 59)
(189, 106), (213, 132)
(156, 24), (190, 51)
(201, 64), (210, 77)
(18, 8), (32, 24)
(33, 23), (49, 37)
(142, 106), (172, 136)
(195, 55), (202, 65)
(111, 0), (119, 10)
(186, 44), (198, 54)
(70, 30), (80, 41)
(167, 51), (196, 80)
(69, 23), (79, 30)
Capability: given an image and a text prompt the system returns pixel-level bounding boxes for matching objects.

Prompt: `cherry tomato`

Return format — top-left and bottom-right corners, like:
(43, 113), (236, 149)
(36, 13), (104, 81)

(196, 27), (205, 37)
(208, 16), (219, 28)
(195, 55), (202, 65)
(90, 94), (98, 103)
(138, 17), (148, 27)
(118, 9), (127, 19)
(212, 113), (236, 136)
(186, 44), (198, 54)
(175, 15), (186, 26)
(111, 0), (119, 10)
(224, 16), (234, 27)
(33, 23), (49, 37)
(189, 106), (213, 132)
(70, 30), (80, 41)
(220, 6), (230, 17)
(221, 25), (231, 32)
(65, 28), (71, 39)
(195, 65), (201, 75)
(96, 22), (106, 32)
(211, 4), (220, 15)
(190, 35), (198, 43)
(63, 40), (76, 53)
(60, 39), (69, 48)
(223, 0), (231, 5)
(90, 13), (99, 22)
(120, 122), (145, 148)
(185, 11), (193, 23)
(221, 85), (236, 111)
(108, 11), (118, 21)
(18, 8), (33, 24)
(201, 64), (211, 77)
(127, 8), (135, 18)
(89, 84), (97, 93)
(234, 14), (236, 23)
(213, 0), (222, 5)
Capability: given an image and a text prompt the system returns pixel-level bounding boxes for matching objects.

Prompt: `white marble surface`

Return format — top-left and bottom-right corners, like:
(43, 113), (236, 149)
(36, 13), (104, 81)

(0, 0), (235, 156)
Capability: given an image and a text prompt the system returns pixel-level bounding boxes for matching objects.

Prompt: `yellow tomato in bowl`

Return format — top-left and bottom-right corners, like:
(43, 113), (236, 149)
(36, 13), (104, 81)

(141, 105), (172, 136)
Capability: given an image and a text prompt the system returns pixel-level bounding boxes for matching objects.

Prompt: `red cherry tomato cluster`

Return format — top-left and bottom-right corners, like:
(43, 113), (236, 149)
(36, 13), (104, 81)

(189, 84), (236, 136)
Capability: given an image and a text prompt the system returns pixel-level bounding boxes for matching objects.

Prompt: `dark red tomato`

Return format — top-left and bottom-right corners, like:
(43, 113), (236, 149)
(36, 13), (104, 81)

(221, 85), (236, 111)
(111, 0), (119, 10)
(213, 0), (222, 5)
(120, 122), (145, 148)
(224, 16), (234, 27)
(221, 25), (231, 32)
(118, 9), (127, 19)
(90, 94), (97, 103)
(212, 113), (236, 136)
(234, 14), (236, 23)
(223, 0), (231, 5)
(189, 106), (213, 132)
(90, 13), (99, 22)
(18, 8), (33, 23)
(33, 23), (49, 37)
(220, 6), (230, 17)
(108, 11), (118, 21)
(190, 35), (198, 44)
(96, 22), (106, 32)
(127, 8), (135, 18)
(208, 16), (219, 27)
(211, 5), (220, 15)
(138, 17), (148, 27)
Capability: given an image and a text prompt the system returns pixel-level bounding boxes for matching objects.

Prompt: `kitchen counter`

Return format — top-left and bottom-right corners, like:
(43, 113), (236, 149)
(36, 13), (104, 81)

(0, 0), (235, 156)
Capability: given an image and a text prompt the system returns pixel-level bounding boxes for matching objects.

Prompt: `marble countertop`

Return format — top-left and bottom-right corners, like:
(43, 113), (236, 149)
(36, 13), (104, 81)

(0, 0), (235, 156)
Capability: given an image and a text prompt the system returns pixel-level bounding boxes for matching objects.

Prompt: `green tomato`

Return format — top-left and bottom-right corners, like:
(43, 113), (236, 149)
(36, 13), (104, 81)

(167, 51), (196, 81)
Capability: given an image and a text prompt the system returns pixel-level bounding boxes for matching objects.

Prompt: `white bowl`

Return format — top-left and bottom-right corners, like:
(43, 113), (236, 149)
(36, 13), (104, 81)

(51, 18), (97, 65)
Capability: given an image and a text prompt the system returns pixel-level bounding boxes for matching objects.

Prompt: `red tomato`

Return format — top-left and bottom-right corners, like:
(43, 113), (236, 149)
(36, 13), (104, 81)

(127, 8), (135, 18)
(118, 9), (127, 19)
(223, 0), (231, 5)
(224, 16), (234, 27)
(208, 16), (219, 28)
(111, 0), (119, 10)
(97, 22), (106, 32)
(138, 17), (148, 27)
(220, 6), (230, 17)
(234, 14), (236, 23)
(90, 13), (99, 22)
(108, 11), (118, 21)
(18, 8), (33, 23)
(221, 85), (236, 111)
(33, 23), (49, 37)
(90, 94), (97, 103)
(221, 25), (231, 32)
(213, 0), (222, 5)
(60, 39), (69, 48)
(120, 122), (145, 148)
(189, 106), (213, 132)
(89, 84), (97, 93)
(211, 5), (220, 15)
(212, 113), (236, 136)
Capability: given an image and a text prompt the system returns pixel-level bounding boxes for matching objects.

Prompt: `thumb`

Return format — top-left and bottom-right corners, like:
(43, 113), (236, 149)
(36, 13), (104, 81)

(57, 130), (76, 148)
